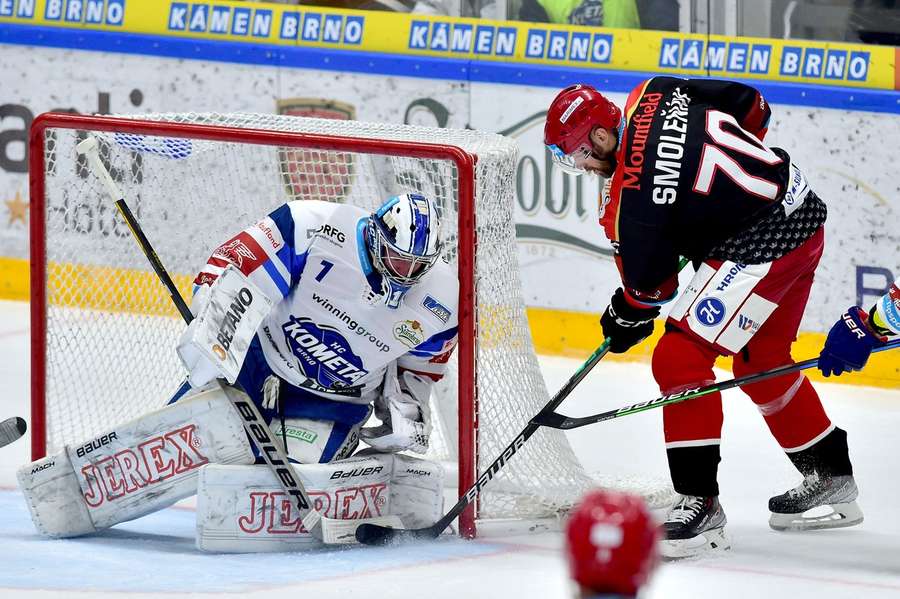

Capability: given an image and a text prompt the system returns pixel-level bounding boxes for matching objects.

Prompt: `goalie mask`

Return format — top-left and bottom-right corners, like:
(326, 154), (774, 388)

(367, 193), (444, 309)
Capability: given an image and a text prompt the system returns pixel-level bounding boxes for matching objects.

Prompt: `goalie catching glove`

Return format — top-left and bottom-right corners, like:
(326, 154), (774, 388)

(600, 288), (661, 354)
(361, 363), (431, 454)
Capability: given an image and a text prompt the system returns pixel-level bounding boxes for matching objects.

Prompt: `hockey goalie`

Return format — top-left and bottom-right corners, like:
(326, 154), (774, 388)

(18, 193), (457, 551)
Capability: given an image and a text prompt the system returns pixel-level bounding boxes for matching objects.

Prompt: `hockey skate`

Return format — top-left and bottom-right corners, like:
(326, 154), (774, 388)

(660, 495), (730, 559)
(768, 472), (863, 531)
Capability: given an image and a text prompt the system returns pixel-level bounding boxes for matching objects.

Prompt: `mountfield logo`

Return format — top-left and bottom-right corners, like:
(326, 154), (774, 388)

(621, 92), (663, 192)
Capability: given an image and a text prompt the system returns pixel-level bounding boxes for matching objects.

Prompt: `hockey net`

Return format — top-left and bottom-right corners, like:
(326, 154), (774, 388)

(30, 112), (669, 538)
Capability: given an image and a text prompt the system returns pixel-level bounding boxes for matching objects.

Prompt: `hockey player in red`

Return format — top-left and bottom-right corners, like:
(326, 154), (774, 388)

(545, 79), (863, 558)
(565, 489), (659, 598)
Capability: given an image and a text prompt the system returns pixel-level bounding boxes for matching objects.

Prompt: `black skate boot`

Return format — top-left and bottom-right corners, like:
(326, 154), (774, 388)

(769, 472), (863, 531)
(661, 495), (730, 559)
(770, 427), (863, 531)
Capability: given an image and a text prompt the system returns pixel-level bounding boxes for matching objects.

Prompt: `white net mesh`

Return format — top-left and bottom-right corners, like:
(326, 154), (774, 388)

(35, 113), (600, 525)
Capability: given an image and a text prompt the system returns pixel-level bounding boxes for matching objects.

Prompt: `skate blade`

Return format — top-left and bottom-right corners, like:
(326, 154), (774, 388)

(660, 527), (730, 560)
(769, 500), (864, 532)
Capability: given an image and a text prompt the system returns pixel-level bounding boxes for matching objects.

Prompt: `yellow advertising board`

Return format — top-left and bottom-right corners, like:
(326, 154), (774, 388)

(2, 0), (897, 90)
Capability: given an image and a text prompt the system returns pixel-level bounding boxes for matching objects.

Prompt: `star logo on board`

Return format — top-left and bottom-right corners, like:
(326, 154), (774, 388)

(4, 190), (27, 226)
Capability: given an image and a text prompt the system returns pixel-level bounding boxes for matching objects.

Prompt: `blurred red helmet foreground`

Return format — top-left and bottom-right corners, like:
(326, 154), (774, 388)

(565, 489), (660, 596)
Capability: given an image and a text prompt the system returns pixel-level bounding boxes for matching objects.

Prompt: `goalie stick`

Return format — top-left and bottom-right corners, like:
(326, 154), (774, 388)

(76, 135), (371, 545)
(0, 417), (26, 448)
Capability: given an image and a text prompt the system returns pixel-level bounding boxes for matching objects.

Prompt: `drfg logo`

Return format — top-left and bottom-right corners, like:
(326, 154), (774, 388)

(307, 224), (346, 245)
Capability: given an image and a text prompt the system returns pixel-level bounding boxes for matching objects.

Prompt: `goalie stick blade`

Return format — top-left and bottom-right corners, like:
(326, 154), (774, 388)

(355, 522), (440, 546)
(0, 417), (26, 448)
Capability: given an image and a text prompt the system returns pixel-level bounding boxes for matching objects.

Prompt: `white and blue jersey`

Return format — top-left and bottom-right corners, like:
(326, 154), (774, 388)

(187, 200), (459, 448)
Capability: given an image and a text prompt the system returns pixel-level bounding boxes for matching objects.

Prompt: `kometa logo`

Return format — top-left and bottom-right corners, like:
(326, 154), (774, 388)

(282, 317), (369, 389)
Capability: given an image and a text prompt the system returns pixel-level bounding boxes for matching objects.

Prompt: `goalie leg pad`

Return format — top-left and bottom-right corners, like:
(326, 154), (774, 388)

(17, 387), (255, 537)
(195, 453), (444, 552)
(389, 453), (444, 529)
(17, 450), (97, 538)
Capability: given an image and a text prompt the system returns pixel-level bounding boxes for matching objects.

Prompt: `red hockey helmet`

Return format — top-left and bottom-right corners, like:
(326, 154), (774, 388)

(565, 489), (660, 596)
(544, 84), (622, 175)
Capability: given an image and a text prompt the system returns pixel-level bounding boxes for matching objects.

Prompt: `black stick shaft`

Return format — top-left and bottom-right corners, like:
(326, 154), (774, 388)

(113, 199), (194, 325)
(443, 339), (611, 527)
(534, 338), (900, 430)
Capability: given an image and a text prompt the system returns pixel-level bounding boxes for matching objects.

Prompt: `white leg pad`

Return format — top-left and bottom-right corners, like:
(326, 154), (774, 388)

(17, 387), (255, 537)
(196, 453), (444, 552)
(389, 453), (444, 529)
(17, 450), (97, 538)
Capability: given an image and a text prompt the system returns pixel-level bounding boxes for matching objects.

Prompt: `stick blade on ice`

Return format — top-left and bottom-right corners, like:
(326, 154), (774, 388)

(0, 417), (26, 448)
(355, 523), (438, 546)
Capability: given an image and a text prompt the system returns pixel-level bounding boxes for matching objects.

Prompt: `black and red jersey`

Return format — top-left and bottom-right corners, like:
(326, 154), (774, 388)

(602, 76), (821, 307)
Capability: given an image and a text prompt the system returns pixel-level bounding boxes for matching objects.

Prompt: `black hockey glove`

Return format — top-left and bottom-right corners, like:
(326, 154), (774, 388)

(600, 288), (661, 354)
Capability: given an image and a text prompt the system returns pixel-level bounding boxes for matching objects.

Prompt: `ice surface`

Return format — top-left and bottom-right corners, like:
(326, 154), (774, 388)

(3, 300), (900, 598)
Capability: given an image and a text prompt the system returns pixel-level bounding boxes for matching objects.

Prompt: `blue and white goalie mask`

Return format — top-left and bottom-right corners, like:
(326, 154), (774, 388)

(367, 193), (444, 309)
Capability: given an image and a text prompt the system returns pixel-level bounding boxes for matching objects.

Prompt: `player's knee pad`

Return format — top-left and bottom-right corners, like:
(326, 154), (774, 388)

(195, 453), (444, 552)
(732, 344), (799, 405)
(652, 330), (718, 393)
(750, 374), (831, 451)
(17, 387), (255, 538)
(654, 331), (723, 444)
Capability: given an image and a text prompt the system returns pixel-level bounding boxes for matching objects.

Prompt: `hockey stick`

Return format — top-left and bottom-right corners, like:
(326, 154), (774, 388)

(532, 338), (900, 431)
(75, 136), (364, 543)
(355, 338), (612, 545)
(0, 417), (27, 448)
(356, 260), (694, 546)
